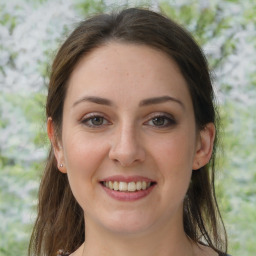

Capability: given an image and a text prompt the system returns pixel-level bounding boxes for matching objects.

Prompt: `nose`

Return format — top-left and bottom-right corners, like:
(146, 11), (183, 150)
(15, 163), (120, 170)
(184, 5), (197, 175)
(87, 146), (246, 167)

(108, 125), (146, 167)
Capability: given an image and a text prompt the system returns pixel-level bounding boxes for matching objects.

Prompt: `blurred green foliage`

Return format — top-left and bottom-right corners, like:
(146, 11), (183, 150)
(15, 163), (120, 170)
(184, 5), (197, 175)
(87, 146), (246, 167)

(0, 0), (255, 255)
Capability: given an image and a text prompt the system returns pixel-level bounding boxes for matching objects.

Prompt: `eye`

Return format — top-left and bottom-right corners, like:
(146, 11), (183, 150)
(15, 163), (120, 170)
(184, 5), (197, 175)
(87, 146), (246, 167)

(145, 114), (176, 128)
(81, 114), (110, 128)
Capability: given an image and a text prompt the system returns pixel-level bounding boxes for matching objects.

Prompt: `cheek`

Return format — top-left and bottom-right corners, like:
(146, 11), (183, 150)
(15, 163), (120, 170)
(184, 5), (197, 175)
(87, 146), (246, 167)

(63, 132), (107, 172)
(62, 133), (109, 201)
(150, 132), (195, 194)
(63, 133), (107, 210)
(153, 132), (196, 170)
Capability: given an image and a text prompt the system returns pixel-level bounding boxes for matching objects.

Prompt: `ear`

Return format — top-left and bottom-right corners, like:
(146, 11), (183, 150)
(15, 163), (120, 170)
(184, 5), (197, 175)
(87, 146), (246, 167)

(192, 123), (215, 170)
(47, 117), (67, 173)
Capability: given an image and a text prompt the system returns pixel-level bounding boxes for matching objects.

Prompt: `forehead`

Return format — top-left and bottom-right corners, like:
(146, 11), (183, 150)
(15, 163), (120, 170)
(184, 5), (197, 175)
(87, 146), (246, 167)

(66, 42), (192, 108)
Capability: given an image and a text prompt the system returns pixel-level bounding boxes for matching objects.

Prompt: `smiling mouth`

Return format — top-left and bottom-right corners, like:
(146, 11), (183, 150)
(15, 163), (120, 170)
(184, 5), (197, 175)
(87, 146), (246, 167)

(101, 181), (156, 192)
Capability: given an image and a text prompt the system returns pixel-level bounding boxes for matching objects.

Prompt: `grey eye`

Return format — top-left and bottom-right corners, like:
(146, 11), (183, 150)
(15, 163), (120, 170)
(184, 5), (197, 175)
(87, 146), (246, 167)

(82, 115), (109, 127)
(152, 117), (166, 126)
(90, 116), (104, 126)
(146, 114), (176, 128)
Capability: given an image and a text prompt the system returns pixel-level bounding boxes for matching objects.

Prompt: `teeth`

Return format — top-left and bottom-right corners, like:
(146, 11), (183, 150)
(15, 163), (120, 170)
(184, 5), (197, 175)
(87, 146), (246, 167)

(103, 181), (152, 192)
(142, 181), (147, 190)
(136, 181), (142, 190)
(113, 181), (119, 191)
(128, 182), (136, 192)
(119, 182), (128, 191)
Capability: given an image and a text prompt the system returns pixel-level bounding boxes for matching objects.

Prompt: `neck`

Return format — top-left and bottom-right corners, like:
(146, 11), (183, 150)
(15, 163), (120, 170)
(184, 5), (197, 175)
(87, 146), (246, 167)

(81, 214), (196, 256)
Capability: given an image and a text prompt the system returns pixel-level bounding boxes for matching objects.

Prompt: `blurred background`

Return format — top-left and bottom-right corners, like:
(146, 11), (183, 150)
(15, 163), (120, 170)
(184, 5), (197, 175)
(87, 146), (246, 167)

(0, 0), (255, 255)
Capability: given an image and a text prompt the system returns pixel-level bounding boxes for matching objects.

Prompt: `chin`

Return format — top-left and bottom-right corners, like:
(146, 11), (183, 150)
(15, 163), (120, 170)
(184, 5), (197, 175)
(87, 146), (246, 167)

(101, 213), (154, 235)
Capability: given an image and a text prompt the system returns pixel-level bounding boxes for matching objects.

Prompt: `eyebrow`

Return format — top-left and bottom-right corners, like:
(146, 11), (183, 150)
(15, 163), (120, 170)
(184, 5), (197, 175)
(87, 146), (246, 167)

(73, 96), (113, 107)
(73, 95), (184, 109)
(139, 96), (184, 109)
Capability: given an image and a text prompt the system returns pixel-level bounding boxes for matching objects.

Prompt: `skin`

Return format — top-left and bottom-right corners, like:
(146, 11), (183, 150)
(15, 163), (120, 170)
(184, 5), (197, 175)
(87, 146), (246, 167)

(48, 42), (216, 256)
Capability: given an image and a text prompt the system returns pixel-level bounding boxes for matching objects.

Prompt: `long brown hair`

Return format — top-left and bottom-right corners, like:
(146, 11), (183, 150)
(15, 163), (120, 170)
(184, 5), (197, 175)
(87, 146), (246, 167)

(29, 8), (227, 256)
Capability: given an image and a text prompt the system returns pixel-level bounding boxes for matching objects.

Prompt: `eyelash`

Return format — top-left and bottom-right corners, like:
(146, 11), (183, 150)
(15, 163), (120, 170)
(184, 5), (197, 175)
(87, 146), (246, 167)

(81, 113), (176, 128)
(144, 113), (176, 128)
(81, 113), (110, 128)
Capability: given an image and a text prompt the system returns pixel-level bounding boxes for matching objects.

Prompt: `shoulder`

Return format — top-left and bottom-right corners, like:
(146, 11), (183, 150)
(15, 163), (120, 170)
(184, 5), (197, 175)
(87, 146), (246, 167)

(57, 249), (70, 256)
(194, 243), (230, 256)
(195, 243), (232, 256)
(58, 243), (84, 256)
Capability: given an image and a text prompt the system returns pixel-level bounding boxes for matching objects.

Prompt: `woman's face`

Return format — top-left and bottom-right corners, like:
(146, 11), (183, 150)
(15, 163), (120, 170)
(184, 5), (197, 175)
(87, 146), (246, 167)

(52, 42), (212, 235)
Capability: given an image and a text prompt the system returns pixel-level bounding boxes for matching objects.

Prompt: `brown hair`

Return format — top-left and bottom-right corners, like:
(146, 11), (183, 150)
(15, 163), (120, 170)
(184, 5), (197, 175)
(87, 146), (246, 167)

(29, 8), (227, 256)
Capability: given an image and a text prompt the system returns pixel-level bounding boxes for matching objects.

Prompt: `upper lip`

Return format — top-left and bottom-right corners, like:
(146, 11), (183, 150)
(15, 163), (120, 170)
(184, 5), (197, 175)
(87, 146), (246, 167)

(99, 175), (155, 183)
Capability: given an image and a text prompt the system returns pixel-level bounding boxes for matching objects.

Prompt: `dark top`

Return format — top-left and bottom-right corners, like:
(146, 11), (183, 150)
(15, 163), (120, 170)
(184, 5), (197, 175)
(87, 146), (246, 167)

(57, 253), (231, 256)
(57, 249), (231, 256)
(62, 254), (231, 255)
(56, 250), (70, 256)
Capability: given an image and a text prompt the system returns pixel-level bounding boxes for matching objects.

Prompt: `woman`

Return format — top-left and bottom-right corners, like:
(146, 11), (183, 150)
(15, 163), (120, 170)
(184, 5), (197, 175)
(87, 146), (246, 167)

(29, 8), (229, 256)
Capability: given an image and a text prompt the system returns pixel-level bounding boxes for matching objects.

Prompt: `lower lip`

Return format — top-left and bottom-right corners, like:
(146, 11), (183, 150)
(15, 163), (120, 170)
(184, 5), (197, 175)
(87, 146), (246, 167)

(101, 184), (156, 201)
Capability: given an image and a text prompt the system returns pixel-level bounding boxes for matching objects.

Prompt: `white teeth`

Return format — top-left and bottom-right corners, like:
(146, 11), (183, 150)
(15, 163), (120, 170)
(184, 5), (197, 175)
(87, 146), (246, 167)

(142, 181), (147, 190)
(113, 181), (119, 191)
(128, 182), (136, 192)
(136, 181), (142, 190)
(103, 181), (152, 192)
(119, 182), (128, 191)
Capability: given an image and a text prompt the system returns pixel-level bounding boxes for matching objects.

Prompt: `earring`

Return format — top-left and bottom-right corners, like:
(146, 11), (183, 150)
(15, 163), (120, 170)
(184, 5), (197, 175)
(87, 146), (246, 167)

(59, 163), (63, 167)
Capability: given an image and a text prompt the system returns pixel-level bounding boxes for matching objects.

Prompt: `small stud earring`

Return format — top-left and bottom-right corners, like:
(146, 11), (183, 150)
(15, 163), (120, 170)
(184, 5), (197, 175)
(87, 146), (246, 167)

(59, 164), (63, 167)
